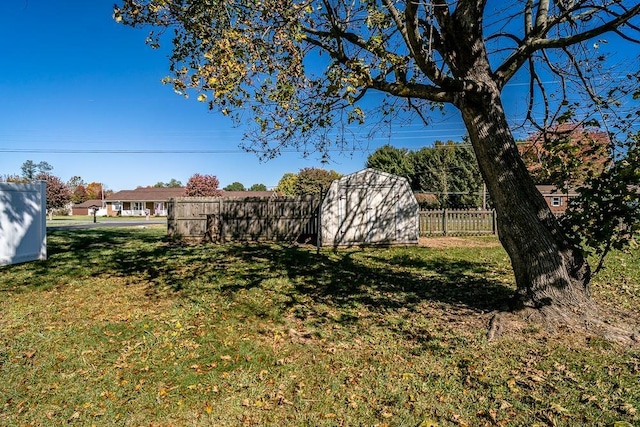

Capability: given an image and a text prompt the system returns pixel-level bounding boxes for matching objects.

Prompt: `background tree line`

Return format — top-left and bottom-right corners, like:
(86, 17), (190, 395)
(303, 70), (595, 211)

(274, 168), (342, 197)
(366, 141), (484, 209)
(367, 125), (617, 210)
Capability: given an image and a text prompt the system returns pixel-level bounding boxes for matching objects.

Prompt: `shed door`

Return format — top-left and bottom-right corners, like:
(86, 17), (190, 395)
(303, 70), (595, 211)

(339, 184), (397, 245)
(366, 185), (397, 244)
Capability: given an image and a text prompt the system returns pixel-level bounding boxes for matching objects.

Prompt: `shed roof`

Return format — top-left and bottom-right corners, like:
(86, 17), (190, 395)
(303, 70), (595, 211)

(334, 168), (411, 185)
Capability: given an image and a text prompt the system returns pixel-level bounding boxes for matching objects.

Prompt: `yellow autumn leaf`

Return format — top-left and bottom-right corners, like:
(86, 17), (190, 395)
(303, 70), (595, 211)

(550, 403), (571, 414)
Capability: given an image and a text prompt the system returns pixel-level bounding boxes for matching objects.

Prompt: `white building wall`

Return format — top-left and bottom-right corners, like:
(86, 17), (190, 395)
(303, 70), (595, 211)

(319, 169), (419, 247)
(0, 181), (47, 266)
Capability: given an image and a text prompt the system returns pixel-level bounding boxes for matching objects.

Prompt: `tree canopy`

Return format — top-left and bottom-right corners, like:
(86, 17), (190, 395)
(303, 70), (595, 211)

(294, 168), (342, 196)
(274, 172), (298, 196)
(366, 142), (483, 208)
(184, 173), (222, 197)
(115, 0), (640, 340)
(35, 172), (71, 214)
(366, 145), (414, 181)
(67, 176), (88, 204)
(114, 1), (639, 155)
(562, 131), (640, 273)
(154, 179), (184, 188)
(249, 183), (268, 191)
(21, 160), (52, 182)
(412, 142), (483, 208)
(224, 181), (246, 191)
(85, 182), (107, 200)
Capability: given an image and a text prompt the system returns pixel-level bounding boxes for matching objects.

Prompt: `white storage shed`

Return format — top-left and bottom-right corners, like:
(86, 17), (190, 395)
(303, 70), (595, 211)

(319, 168), (419, 247)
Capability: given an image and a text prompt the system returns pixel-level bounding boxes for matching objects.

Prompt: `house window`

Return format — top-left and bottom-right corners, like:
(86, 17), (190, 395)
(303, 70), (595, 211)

(132, 202), (145, 211)
(551, 197), (562, 207)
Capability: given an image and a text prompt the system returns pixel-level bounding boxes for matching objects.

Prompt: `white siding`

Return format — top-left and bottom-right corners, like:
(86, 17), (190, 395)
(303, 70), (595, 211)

(319, 169), (419, 247)
(0, 181), (47, 265)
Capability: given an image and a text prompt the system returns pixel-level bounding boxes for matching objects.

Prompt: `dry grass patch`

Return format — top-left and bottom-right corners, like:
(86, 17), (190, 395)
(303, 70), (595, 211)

(419, 236), (501, 248)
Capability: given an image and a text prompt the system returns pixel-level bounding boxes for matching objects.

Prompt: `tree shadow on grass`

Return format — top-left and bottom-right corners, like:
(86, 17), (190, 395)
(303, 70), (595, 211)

(0, 228), (172, 292)
(217, 244), (514, 316)
(4, 229), (514, 326)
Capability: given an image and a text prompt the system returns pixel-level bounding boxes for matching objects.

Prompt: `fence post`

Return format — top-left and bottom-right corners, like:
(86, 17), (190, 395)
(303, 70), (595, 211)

(219, 198), (224, 242)
(266, 198), (271, 241)
(492, 209), (497, 235)
(442, 208), (447, 236)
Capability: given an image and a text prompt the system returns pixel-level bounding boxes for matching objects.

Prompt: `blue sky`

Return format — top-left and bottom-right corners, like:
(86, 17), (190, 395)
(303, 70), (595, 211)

(0, 1), (633, 192)
(0, 0), (459, 191)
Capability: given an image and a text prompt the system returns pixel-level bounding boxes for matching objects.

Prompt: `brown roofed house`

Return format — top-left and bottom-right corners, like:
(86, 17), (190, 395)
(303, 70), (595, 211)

(71, 199), (106, 216)
(105, 187), (186, 217)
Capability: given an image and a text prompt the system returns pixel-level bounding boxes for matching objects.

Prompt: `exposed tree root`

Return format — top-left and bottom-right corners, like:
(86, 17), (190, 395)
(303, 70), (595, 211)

(487, 303), (640, 346)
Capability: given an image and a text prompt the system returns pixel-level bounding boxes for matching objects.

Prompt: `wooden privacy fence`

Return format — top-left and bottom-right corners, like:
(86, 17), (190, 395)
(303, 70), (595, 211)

(167, 196), (320, 242)
(168, 199), (497, 242)
(419, 209), (497, 236)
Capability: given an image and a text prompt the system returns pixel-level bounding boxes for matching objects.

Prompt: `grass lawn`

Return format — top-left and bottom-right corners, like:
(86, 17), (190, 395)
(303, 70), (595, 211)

(0, 227), (638, 426)
(47, 215), (167, 225)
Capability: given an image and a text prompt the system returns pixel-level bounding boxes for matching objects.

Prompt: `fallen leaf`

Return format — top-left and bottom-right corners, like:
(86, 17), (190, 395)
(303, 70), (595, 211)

(550, 403), (571, 415)
(499, 400), (512, 410)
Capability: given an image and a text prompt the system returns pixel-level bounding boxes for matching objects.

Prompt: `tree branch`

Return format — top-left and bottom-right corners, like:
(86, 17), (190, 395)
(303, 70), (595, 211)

(369, 79), (454, 103)
(495, 2), (640, 86)
(525, 57), (550, 131)
(535, 0), (549, 30)
(382, 0), (454, 88)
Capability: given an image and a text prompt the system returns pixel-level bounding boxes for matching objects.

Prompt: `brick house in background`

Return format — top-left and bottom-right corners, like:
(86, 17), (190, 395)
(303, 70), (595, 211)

(519, 124), (610, 185)
(517, 124), (610, 216)
(536, 185), (577, 215)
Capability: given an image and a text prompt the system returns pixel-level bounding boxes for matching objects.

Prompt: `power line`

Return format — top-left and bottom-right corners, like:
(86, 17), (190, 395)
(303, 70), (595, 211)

(0, 148), (289, 154)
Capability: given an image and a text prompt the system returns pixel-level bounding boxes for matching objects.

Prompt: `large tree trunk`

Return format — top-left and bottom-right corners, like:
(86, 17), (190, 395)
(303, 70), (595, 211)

(456, 85), (592, 318)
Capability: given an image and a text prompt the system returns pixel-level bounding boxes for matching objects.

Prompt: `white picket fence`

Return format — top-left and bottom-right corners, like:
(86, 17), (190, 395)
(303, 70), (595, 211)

(419, 209), (497, 236)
